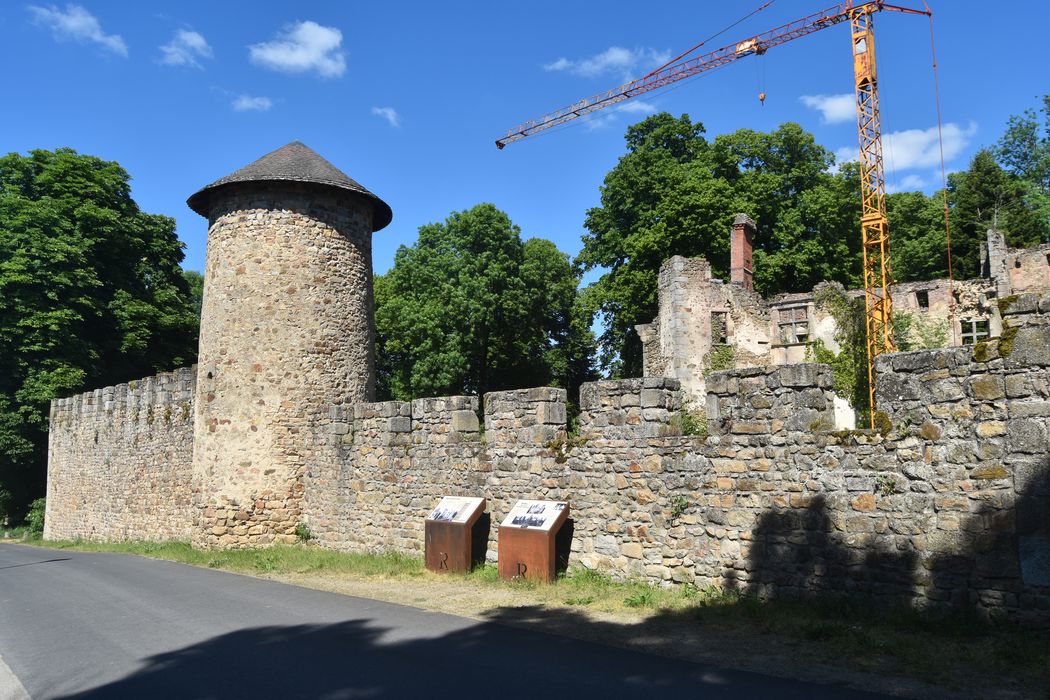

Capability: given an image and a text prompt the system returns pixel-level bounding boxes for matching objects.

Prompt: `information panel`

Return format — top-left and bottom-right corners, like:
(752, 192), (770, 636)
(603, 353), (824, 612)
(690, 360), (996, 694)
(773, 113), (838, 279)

(499, 499), (568, 532)
(425, 496), (487, 574)
(498, 499), (570, 583)
(427, 496), (485, 524)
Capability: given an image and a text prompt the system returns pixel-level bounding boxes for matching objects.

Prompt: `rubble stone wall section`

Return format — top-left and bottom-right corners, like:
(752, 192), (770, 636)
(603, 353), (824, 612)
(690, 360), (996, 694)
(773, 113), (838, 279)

(44, 367), (196, 541)
(308, 346), (1049, 619)
(44, 298), (1050, 620)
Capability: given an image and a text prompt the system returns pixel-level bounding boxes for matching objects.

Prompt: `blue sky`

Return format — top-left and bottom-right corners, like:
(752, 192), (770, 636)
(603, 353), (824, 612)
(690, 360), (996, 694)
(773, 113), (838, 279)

(2, 1), (1046, 276)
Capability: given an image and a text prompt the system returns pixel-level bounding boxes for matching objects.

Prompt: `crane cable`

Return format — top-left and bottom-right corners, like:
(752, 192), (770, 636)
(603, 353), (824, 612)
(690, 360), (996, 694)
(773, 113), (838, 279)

(518, 0), (779, 143)
(641, 0), (777, 80)
(923, 1), (958, 345)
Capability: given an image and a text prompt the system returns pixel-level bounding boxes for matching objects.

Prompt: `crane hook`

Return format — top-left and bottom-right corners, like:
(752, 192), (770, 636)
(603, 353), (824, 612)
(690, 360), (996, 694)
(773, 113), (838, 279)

(758, 91), (767, 105)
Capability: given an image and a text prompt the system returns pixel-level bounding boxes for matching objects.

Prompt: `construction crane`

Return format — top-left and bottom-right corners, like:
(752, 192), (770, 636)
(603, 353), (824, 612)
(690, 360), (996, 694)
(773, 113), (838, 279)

(496, 1), (931, 427)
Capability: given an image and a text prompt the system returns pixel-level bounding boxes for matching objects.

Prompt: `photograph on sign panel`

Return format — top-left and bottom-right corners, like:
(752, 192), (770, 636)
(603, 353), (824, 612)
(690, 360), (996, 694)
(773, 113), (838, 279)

(428, 496), (483, 523)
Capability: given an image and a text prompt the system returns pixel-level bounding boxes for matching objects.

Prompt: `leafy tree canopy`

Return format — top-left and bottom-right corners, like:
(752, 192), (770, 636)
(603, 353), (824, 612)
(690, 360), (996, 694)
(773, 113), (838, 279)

(577, 113), (862, 375)
(0, 148), (198, 522)
(889, 95), (1050, 283)
(947, 148), (1048, 278)
(375, 203), (596, 403)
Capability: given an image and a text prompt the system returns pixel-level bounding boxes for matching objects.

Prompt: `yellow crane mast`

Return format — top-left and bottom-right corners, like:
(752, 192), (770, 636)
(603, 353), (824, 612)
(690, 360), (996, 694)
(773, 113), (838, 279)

(496, 2), (931, 427)
(850, 6), (897, 420)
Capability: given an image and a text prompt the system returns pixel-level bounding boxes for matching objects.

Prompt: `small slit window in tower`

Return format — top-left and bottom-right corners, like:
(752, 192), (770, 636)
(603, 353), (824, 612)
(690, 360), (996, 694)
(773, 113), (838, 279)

(711, 311), (729, 345)
(960, 319), (990, 345)
(778, 306), (809, 344)
(915, 290), (929, 309)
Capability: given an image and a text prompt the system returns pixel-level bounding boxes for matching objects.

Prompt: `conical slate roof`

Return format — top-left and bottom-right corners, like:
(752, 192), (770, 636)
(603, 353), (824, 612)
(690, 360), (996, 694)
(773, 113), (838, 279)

(187, 141), (392, 231)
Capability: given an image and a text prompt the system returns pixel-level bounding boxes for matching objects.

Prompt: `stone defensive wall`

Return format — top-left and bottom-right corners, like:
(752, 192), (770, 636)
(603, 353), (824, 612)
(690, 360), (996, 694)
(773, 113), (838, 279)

(44, 366), (196, 542)
(44, 296), (1050, 620)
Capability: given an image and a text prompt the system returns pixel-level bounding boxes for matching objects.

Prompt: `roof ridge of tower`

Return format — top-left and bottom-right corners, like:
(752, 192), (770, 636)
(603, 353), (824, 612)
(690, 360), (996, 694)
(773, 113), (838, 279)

(186, 141), (392, 231)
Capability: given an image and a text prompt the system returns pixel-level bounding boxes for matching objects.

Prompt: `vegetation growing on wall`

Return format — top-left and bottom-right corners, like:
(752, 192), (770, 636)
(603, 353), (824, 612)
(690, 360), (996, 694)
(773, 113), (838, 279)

(893, 310), (950, 352)
(807, 282), (868, 413)
(0, 149), (199, 523)
(703, 344), (735, 374)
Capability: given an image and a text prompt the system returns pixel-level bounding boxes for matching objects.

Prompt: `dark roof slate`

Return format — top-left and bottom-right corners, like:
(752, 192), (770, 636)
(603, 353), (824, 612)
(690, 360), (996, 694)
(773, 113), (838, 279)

(186, 141), (392, 231)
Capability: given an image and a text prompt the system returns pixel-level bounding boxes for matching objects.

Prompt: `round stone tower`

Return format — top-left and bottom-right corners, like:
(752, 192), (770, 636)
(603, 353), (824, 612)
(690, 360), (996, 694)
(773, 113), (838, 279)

(186, 141), (391, 548)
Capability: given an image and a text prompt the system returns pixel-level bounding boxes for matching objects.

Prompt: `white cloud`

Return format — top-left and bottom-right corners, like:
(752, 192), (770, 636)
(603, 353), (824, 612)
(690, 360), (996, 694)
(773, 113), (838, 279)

(28, 4), (127, 56)
(542, 57), (571, 72)
(249, 21), (345, 78)
(835, 122), (977, 171)
(583, 100), (657, 131)
(583, 113), (618, 131)
(886, 174), (929, 194)
(371, 106), (400, 128)
(543, 46), (670, 80)
(617, 100), (656, 115)
(232, 95), (273, 112)
(160, 29), (211, 68)
(799, 93), (854, 124)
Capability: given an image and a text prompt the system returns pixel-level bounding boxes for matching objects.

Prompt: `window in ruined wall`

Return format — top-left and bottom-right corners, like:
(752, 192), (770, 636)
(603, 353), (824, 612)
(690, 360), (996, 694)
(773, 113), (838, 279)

(777, 306), (809, 344)
(915, 290), (929, 309)
(960, 318), (990, 345)
(711, 311), (728, 344)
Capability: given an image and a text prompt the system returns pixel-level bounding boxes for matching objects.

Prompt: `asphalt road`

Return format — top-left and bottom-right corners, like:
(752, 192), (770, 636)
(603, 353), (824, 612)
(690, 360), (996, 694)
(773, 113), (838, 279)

(0, 543), (889, 699)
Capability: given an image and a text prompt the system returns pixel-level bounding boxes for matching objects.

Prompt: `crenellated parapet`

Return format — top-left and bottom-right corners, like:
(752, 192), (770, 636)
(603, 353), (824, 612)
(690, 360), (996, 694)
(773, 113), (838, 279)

(49, 366), (196, 428)
(705, 363), (837, 435)
(44, 366), (197, 542)
(413, 396), (480, 444)
(578, 378), (681, 439)
(350, 401), (412, 446)
(484, 388), (566, 445)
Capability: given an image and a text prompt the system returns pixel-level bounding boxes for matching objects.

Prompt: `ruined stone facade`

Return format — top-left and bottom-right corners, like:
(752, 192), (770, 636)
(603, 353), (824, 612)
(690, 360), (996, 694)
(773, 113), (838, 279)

(41, 144), (1050, 621)
(637, 226), (1048, 411)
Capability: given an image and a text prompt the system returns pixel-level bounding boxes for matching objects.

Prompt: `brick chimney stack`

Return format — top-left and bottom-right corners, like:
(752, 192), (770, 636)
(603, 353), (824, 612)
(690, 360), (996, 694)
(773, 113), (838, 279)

(730, 213), (756, 291)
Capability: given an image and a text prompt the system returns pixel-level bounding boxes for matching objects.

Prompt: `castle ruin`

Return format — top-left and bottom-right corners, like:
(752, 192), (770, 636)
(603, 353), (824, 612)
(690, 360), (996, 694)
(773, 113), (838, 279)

(637, 216), (1050, 420)
(43, 142), (1050, 621)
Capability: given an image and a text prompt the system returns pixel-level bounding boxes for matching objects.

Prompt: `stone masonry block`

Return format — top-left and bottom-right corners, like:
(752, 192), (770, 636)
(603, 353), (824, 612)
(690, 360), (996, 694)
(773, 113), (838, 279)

(640, 388), (670, 408)
(387, 416), (412, 433)
(1005, 326), (1050, 369)
(536, 401), (567, 425)
(777, 363), (821, 388)
(450, 410), (480, 432)
(1002, 293), (1040, 316)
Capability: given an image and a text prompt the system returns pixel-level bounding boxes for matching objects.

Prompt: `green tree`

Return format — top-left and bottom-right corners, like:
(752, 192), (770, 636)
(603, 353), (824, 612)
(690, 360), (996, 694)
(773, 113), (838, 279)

(375, 203), (596, 403)
(996, 95), (1050, 188)
(995, 94), (1050, 236)
(887, 190), (948, 282)
(0, 148), (199, 522)
(949, 149), (1048, 278)
(182, 269), (204, 318)
(578, 113), (861, 375)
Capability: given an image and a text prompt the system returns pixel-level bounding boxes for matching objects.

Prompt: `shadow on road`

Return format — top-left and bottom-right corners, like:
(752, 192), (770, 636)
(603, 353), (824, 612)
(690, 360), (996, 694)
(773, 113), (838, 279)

(0, 557), (70, 571)
(54, 613), (881, 700)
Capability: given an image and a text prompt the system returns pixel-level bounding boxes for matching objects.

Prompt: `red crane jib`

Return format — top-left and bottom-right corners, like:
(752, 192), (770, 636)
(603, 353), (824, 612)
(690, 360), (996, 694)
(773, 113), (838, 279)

(494, 1), (927, 149)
